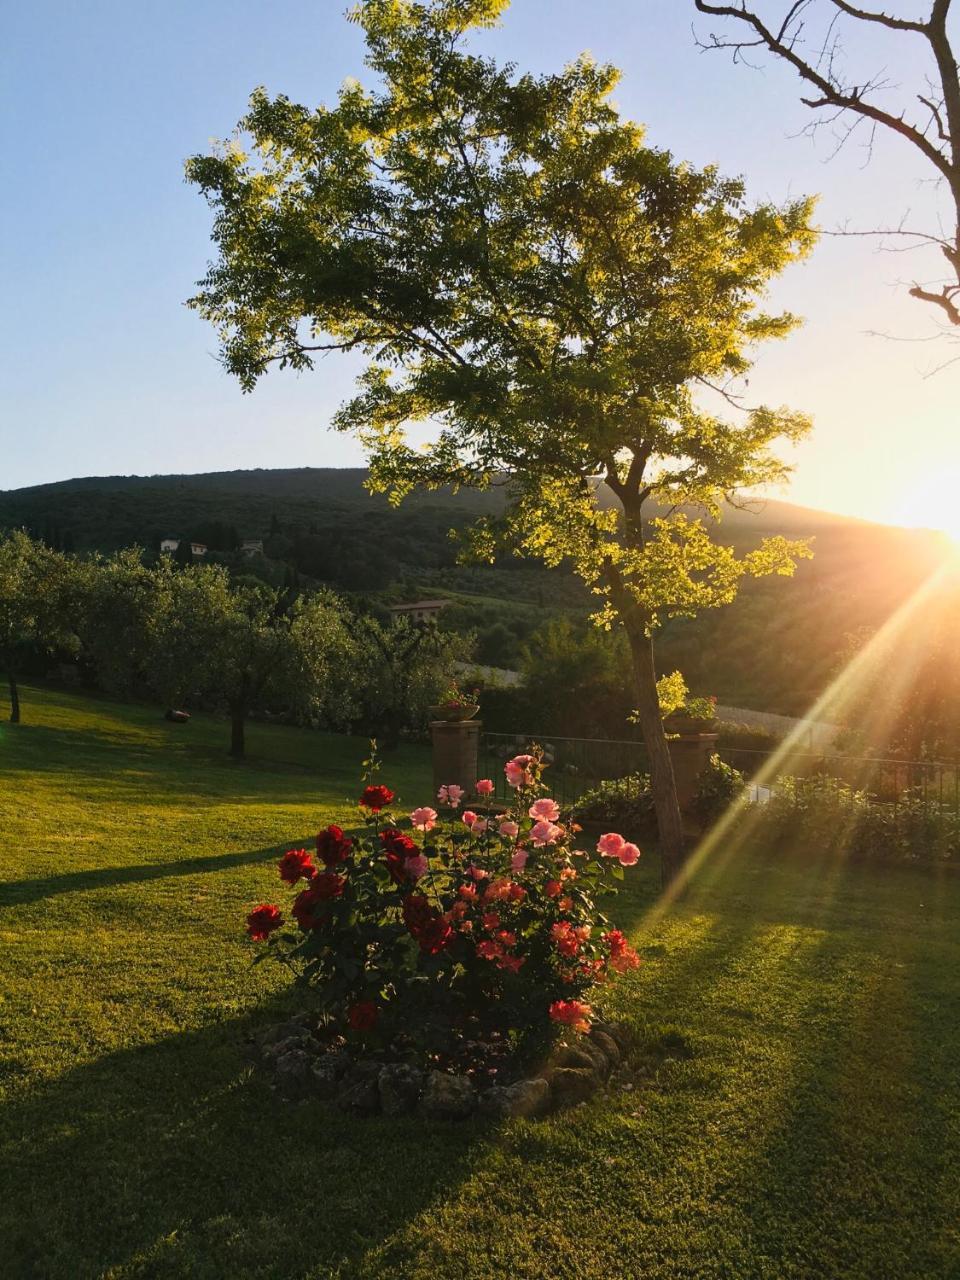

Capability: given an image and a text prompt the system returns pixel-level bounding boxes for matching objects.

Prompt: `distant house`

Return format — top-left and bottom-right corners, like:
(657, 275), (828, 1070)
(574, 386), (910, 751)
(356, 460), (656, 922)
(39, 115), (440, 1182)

(160, 538), (207, 557)
(388, 599), (449, 622)
(241, 539), (264, 556)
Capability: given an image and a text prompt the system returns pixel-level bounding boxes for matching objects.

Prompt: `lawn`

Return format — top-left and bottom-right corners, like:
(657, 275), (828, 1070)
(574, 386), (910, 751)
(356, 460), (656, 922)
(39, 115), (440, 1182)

(1, 684), (958, 1278)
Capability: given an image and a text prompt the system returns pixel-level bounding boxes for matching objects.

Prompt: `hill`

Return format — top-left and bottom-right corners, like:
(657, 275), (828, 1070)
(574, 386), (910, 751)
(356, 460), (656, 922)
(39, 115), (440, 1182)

(1, 467), (954, 722)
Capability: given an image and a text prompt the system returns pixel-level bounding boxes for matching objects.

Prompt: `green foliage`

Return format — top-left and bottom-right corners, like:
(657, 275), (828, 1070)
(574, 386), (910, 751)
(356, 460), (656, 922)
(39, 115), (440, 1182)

(0, 530), (84, 720)
(574, 773), (657, 836)
(187, 0), (815, 631)
(754, 774), (960, 863)
(691, 753), (745, 825)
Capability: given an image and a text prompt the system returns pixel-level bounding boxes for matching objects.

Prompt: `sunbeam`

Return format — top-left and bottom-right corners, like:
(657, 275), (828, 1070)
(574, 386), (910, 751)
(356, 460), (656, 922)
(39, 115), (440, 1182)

(639, 560), (960, 930)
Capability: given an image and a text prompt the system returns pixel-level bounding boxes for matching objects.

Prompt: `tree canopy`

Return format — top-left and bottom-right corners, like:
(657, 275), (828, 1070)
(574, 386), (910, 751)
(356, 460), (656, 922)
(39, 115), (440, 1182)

(187, 0), (817, 876)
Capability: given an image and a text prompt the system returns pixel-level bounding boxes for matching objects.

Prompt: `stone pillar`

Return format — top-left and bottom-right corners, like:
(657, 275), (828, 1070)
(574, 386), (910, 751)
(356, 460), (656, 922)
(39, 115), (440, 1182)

(666, 732), (719, 815)
(431, 719), (482, 801)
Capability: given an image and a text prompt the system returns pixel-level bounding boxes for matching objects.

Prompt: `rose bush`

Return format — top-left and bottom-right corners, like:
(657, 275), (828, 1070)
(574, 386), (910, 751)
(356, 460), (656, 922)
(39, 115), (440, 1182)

(246, 751), (640, 1057)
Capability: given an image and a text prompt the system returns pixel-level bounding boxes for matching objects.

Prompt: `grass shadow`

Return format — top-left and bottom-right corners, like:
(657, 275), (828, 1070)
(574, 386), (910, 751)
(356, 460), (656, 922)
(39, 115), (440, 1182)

(0, 994), (487, 1279)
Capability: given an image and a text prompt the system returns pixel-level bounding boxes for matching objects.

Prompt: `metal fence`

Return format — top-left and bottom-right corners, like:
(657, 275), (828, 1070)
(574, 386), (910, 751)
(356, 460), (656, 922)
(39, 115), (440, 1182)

(479, 731), (649, 807)
(717, 746), (960, 813)
(480, 729), (960, 814)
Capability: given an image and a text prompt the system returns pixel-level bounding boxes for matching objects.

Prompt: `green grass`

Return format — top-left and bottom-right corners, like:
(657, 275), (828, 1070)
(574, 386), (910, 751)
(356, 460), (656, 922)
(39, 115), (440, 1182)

(1, 685), (959, 1278)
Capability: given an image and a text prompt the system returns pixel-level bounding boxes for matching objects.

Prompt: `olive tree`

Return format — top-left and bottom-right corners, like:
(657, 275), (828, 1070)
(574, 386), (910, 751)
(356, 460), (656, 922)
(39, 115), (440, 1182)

(187, 0), (814, 878)
(0, 531), (80, 723)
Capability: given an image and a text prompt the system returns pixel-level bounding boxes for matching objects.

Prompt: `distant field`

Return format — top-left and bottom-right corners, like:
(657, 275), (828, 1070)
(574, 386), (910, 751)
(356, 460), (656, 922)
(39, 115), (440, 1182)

(1, 686), (958, 1278)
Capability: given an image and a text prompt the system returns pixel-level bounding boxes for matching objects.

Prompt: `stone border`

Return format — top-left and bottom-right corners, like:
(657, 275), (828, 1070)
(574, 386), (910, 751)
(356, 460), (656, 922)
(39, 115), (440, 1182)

(249, 1017), (634, 1119)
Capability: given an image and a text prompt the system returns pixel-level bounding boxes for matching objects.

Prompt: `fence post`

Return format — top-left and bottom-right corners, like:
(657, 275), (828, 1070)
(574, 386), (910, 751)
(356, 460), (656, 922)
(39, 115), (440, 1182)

(431, 719), (483, 801)
(667, 732), (719, 815)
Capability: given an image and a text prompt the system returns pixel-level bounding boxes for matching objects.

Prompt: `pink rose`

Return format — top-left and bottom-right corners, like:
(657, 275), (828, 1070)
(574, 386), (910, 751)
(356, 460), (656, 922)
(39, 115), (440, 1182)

(618, 841), (641, 866)
(472, 818), (489, 834)
(511, 848), (529, 871)
(528, 798), (560, 822)
(504, 754), (535, 788)
(405, 853), (430, 880)
(530, 820), (562, 846)
(467, 863), (489, 881)
(437, 783), (464, 808)
(475, 778), (494, 796)
(498, 819), (519, 839)
(596, 832), (625, 858)
(410, 807), (438, 831)
(462, 810), (479, 827)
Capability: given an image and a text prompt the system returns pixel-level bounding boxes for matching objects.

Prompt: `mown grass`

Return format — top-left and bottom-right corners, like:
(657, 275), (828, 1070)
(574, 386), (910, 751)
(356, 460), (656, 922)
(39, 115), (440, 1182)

(1, 684), (958, 1278)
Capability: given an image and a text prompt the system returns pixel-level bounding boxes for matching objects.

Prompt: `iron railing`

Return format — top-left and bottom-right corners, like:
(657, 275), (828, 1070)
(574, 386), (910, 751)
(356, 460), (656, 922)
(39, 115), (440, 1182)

(479, 731), (649, 808)
(480, 729), (960, 814)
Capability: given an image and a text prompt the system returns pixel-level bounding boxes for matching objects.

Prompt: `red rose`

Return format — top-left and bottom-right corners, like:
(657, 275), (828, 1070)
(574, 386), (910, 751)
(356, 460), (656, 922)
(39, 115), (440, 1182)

(277, 847), (316, 884)
(360, 784), (395, 812)
(246, 903), (283, 941)
(402, 895), (452, 954)
(380, 828), (417, 857)
(416, 914), (454, 955)
(316, 824), (353, 867)
(402, 893), (435, 934)
(292, 887), (326, 931)
(347, 1001), (379, 1032)
(291, 875), (344, 930)
(381, 828), (417, 884)
(312, 872), (347, 900)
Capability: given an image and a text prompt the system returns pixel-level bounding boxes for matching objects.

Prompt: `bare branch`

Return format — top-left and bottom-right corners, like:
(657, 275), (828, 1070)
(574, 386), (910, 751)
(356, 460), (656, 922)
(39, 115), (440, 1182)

(693, 0), (960, 331)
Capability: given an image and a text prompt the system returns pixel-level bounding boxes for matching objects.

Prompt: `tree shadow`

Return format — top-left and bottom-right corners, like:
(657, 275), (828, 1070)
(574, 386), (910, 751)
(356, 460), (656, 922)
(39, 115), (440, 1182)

(0, 840), (311, 909)
(0, 995), (487, 1279)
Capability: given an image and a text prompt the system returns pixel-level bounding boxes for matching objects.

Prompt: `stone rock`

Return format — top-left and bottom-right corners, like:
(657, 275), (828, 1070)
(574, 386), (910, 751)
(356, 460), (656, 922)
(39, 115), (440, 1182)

(548, 1066), (599, 1109)
(274, 1049), (316, 1100)
(259, 1017), (313, 1047)
(419, 1070), (476, 1120)
(588, 1029), (622, 1070)
(337, 1077), (381, 1116)
(550, 1041), (609, 1080)
(592, 1021), (631, 1055)
(311, 1058), (345, 1100)
(262, 1033), (319, 1063)
(378, 1064), (424, 1117)
(479, 1077), (551, 1119)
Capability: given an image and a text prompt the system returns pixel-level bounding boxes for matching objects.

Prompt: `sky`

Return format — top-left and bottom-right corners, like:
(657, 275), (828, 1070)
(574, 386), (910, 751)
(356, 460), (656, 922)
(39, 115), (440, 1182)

(2, 0), (957, 530)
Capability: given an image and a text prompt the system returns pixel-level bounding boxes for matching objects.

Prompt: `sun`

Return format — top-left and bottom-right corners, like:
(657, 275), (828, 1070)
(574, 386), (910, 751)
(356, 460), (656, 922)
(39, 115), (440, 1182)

(894, 475), (960, 546)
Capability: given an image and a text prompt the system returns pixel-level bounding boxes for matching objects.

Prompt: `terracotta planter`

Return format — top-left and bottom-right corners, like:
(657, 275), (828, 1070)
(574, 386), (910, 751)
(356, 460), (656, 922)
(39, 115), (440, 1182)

(664, 714), (716, 736)
(428, 702), (480, 722)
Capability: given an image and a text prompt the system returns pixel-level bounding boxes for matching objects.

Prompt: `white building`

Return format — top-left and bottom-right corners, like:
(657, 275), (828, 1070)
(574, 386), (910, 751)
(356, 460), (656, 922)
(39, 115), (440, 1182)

(388, 599), (449, 622)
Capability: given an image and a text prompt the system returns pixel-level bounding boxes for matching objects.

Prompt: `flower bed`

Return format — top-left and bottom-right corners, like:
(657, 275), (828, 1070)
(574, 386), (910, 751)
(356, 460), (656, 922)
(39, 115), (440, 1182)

(245, 750), (642, 1116)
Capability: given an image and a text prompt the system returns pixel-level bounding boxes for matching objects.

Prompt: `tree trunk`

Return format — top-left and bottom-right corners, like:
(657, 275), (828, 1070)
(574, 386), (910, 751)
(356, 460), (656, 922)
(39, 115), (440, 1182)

(229, 700), (246, 758)
(8, 671), (20, 724)
(625, 624), (685, 887)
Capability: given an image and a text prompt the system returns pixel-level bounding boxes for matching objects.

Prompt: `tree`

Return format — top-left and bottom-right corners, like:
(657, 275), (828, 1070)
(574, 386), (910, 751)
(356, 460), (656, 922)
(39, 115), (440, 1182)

(79, 550), (165, 699)
(186, 0), (814, 880)
(0, 531), (80, 723)
(352, 613), (468, 746)
(694, 0), (960, 331)
(151, 568), (355, 758)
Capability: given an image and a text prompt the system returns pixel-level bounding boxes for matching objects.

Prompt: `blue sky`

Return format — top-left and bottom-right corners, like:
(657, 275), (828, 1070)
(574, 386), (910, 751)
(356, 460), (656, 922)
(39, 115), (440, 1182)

(2, 0), (956, 527)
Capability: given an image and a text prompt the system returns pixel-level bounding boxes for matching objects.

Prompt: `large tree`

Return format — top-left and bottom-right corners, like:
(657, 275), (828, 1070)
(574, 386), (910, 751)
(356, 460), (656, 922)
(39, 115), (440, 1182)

(187, 0), (814, 879)
(694, 0), (960, 331)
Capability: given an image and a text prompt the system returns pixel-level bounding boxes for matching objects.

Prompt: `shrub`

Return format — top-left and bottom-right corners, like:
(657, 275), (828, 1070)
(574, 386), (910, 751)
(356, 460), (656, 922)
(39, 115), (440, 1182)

(692, 754), (745, 826)
(573, 773), (657, 837)
(753, 774), (959, 863)
(246, 752), (642, 1057)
